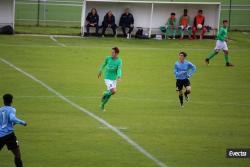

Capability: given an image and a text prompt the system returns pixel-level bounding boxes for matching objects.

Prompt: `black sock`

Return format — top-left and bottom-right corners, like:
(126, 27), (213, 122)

(15, 157), (23, 167)
(179, 95), (183, 105)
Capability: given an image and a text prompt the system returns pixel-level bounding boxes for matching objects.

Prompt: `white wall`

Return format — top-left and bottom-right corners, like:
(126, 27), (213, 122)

(85, 1), (152, 28)
(81, 1), (220, 36)
(0, 0), (15, 28)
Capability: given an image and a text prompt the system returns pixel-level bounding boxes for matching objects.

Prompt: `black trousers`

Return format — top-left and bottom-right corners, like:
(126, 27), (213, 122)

(102, 24), (117, 35)
(86, 24), (99, 35)
(121, 25), (134, 36)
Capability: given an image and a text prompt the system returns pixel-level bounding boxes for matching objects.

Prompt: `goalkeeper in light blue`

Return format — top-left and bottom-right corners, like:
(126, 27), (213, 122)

(98, 47), (122, 111)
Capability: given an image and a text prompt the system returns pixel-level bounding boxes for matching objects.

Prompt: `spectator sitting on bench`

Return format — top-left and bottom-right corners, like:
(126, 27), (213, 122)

(192, 9), (206, 40)
(86, 8), (99, 36)
(160, 12), (177, 39)
(101, 10), (117, 37)
(119, 8), (134, 39)
(179, 9), (192, 40)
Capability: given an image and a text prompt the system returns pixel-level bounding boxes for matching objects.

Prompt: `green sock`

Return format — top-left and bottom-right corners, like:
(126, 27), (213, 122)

(208, 52), (217, 60)
(224, 54), (229, 63)
(102, 94), (112, 106)
(102, 90), (112, 105)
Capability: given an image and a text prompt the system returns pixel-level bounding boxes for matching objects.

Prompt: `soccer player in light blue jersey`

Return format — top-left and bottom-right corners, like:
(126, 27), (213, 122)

(174, 52), (196, 107)
(0, 94), (27, 167)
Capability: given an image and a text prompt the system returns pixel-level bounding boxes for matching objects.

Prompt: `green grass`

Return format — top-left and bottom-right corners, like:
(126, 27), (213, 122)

(15, 25), (81, 35)
(0, 32), (250, 167)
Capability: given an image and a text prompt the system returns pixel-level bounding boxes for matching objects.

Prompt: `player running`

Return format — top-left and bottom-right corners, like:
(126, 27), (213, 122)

(174, 52), (196, 107)
(0, 94), (27, 167)
(98, 47), (122, 111)
(205, 20), (234, 67)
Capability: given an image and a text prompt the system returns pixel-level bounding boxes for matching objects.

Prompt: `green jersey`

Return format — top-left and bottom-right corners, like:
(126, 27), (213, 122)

(99, 56), (122, 80)
(217, 27), (228, 41)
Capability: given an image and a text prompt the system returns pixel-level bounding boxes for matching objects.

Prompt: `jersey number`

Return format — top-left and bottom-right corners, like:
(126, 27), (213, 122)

(1, 112), (8, 128)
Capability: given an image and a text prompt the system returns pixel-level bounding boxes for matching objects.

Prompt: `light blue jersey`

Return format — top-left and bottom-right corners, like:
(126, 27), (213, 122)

(174, 60), (196, 80)
(0, 106), (26, 137)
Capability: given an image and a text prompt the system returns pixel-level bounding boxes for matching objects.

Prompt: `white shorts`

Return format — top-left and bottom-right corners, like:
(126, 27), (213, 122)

(104, 79), (117, 90)
(214, 40), (228, 51)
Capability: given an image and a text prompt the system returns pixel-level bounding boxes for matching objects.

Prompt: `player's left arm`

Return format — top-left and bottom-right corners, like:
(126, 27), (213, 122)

(117, 60), (122, 81)
(9, 110), (27, 126)
(187, 62), (196, 77)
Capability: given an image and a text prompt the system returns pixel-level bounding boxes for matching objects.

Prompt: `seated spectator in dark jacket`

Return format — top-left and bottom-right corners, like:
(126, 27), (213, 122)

(119, 8), (134, 38)
(86, 8), (99, 36)
(101, 10), (117, 37)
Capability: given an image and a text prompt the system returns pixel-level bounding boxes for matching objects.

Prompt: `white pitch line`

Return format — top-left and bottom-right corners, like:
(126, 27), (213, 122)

(49, 35), (66, 47)
(99, 126), (128, 130)
(0, 58), (168, 167)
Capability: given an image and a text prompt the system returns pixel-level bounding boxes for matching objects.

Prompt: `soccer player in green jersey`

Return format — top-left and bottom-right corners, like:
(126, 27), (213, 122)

(98, 47), (122, 111)
(205, 20), (234, 67)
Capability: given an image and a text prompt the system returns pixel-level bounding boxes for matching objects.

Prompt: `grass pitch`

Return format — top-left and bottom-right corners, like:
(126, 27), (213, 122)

(0, 32), (250, 167)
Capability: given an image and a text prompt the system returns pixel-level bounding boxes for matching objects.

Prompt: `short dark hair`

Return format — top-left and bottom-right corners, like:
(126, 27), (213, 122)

(171, 12), (175, 16)
(179, 52), (187, 57)
(198, 9), (203, 13)
(3, 93), (13, 105)
(112, 47), (119, 54)
(223, 20), (228, 23)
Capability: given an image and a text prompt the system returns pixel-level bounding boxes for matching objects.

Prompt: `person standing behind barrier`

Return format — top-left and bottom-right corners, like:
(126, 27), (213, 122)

(86, 8), (99, 36)
(119, 8), (134, 39)
(101, 10), (117, 37)
(165, 12), (177, 39)
(192, 9), (206, 40)
(179, 9), (192, 40)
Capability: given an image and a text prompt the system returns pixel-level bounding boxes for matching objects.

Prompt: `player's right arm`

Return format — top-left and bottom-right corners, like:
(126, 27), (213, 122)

(98, 57), (108, 78)
(9, 109), (27, 126)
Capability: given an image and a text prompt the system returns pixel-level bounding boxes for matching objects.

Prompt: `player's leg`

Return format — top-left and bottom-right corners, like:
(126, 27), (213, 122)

(179, 26), (184, 40)
(178, 91), (184, 107)
(102, 24), (107, 36)
(101, 80), (117, 110)
(192, 26), (197, 39)
(128, 26), (134, 35)
(173, 27), (176, 39)
(121, 26), (126, 37)
(206, 50), (219, 64)
(11, 147), (23, 167)
(206, 40), (221, 64)
(166, 26), (171, 39)
(200, 27), (207, 40)
(6, 133), (23, 167)
(111, 24), (117, 36)
(224, 50), (234, 67)
(184, 86), (191, 102)
(95, 24), (99, 36)
(222, 41), (233, 66)
(184, 79), (191, 102)
(176, 80), (184, 107)
(0, 137), (5, 151)
(86, 24), (90, 36)
(188, 26), (193, 40)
